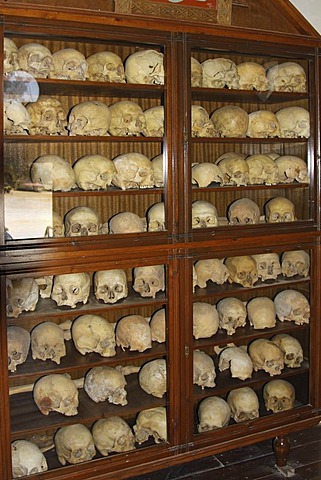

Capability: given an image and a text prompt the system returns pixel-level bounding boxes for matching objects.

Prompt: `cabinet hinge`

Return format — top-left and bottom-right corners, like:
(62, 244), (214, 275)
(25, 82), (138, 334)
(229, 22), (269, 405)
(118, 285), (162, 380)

(184, 345), (190, 358)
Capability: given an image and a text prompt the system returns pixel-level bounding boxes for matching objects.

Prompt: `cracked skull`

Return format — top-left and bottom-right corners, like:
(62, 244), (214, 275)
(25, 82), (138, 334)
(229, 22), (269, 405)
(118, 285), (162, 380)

(125, 49), (164, 85)
(267, 62), (307, 92)
(51, 272), (91, 308)
(84, 366), (127, 405)
(201, 58), (240, 89)
(218, 346), (253, 381)
(72, 314), (116, 357)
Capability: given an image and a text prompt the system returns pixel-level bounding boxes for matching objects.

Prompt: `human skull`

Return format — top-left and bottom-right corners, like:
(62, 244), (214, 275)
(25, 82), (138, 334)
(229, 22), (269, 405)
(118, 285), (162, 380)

(64, 206), (101, 236)
(216, 297), (247, 335)
(191, 163), (223, 187)
(227, 198), (260, 225)
(4, 100), (30, 135)
(84, 366), (127, 405)
(249, 338), (284, 376)
(275, 155), (308, 183)
(125, 49), (164, 85)
(191, 105), (217, 138)
(30, 155), (76, 192)
(201, 58), (240, 89)
(210, 106), (249, 138)
(109, 100), (146, 136)
(133, 265), (165, 298)
(251, 253), (281, 281)
(133, 407), (167, 444)
(150, 308), (166, 343)
(4, 37), (19, 74)
(225, 256), (258, 288)
(237, 62), (269, 91)
(87, 51), (125, 82)
(218, 346), (253, 381)
(274, 290), (310, 325)
(265, 197), (296, 223)
(193, 302), (219, 339)
(26, 96), (67, 135)
(7, 326), (30, 372)
(92, 417), (135, 456)
(263, 379), (295, 413)
(50, 48), (88, 80)
(112, 152), (154, 190)
(246, 154), (279, 185)
(246, 110), (280, 138)
(267, 62), (307, 92)
(33, 373), (79, 415)
(147, 202), (165, 232)
(271, 334), (303, 368)
(151, 154), (164, 187)
(191, 57), (202, 87)
(51, 272), (91, 308)
(247, 297), (276, 329)
(281, 250), (310, 278)
(143, 106), (164, 137)
(31, 322), (66, 364)
(11, 440), (48, 478)
(216, 155), (249, 186)
(276, 107), (310, 138)
(6, 277), (39, 318)
(193, 350), (216, 389)
(45, 211), (64, 238)
(139, 359), (167, 398)
(194, 258), (229, 288)
(68, 101), (110, 136)
(109, 212), (146, 234)
(73, 154), (115, 190)
(94, 269), (128, 303)
(227, 387), (259, 423)
(54, 424), (96, 465)
(116, 314), (152, 352)
(192, 200), (218, 228)
(17, 43), (54, 78)
(72, 314), (116, 357)
(197, 396), (231, 432)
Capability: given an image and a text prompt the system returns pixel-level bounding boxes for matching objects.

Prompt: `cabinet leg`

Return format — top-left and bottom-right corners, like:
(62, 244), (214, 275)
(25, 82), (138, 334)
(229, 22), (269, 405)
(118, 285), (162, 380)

(273, 435), (290, 467)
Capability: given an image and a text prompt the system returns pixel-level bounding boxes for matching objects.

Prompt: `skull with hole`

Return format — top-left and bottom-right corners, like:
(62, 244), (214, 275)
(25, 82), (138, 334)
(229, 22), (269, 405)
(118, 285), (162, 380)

(18, 43), (54, 78)
(33, 373), (79, 415)
(6, 277), (39, 318)
(249, 338), (284, 376)
(147, 202), (165, 232)
(191, 57), (202, 87)
(216, 155), (249, 186)
(193, 302), (219, 339)
(274, 289), (310, 325)
(237, 62), (269, 91)
(210, 106), (249, 138)
(26, 96), (67, 135)
(84, 366), (127, 405)
(227, 387), (259, 423)
(219, 346), (253, 381)
(201, 58), (240, 89)
(192, 200), (219, 229)
(281, 250), (310, 278)
(265, 197), (296, 223)
(11, 440), (48, 478)
(193, 350), (216, 389)
(30, 155), (76, 192)
(252, 253), (281, 281)
(51, 272), (91, 308)
(73, 154), (115, 191)
(217, 297), (247, 335)
(50, 48), (88, 80)
(7, 326), (30, 372)
(143, 106), (164, 137)
(94, 269), (128, 304)
(4, 37), (19, 74)
(31, 322), (66, 364)
(194, 258), (229, 288)
(125, 49), (164, 84)
(197, 396), (231, 432)
(192, 163), (223, 187)
(191, 105), (217, 138)
(64, 206), (101, 237)
(227, 198), (260, 225)
(151, 154), (164, 187)
(271, 334), (303, 368)
(246, 154), (279, 185)
(246, 110), (280, 138)
(267, 62), (307, 92)
(275, 155), (308, 184)
(225, 255), (259, 288)
(68, 101), (110, 136)
(276, 107), (310, 138)
(133, 265), (165, 298)
(116, 314), (152, 352)
(72, 314), (116, 357)
(109, 212), (146, 234)
(92, 417), (135, 456)
(4, 100), (30, 135)
(112, 152), (154, 190)
(133, 407), (167, 444)
(150, 308), (166, 343)
(109, 100), (146, 136)
(87, 51), (125, 83)
(263, 379), (295, 413)
(54, 424), (96, 465)
(247, 297), (276, 329)
(139, 359), (167, 398)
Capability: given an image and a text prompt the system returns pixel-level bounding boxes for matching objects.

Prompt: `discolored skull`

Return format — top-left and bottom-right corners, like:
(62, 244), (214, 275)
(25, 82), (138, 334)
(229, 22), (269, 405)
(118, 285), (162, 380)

(4, 37), (19, 74)
(31, 322), (66, 364)
(246, 110), (280, 138)
(276, 107), (310, 138)
(150, 308), (166, 343)
(191, 57), (202, 87)
(281, 250), (310, 278)
(54, 424), (96, 465)
(112, 152), (154, 190)
(191, 105), (217, 138)
(48, 211), (64, 237)
(194, 258), (229, 288)
(87, 51), (125, 83)
(72, 314), (116, 357)
(4, 99), (30, 135)
(68, 101), (110, 136)
(133, 407), (167, 444)
(51, 272), (91, 308)
(33, 373), (79, 415)
(237, 62), (269, 91)
(192, 200), (218, 229)
(143, 106), (164, 137)
(249, 338), (284, 376)
(247, 297), (276, 329)
(7, 326), (30, 372)
(84, 366), (127, 405)
(219, 346), (253, 381)
(228, 198), (260, 225)
(109, 212), (146, 234)
(18, 43), (54, 78)
(109, 100), (146, 136)
(216, 155), (249, 186)
(265, 197), (296, 223)
(246, 154), (279, 185)
(275, 155), (308, 183)
(26, 96), (67, 135)
(92, 417), (135, 456)
(133, 265), (165, 298)
(139, 359), (167, 398)
(227, 387), (259, 423)
(194, 350), (216, 389)
(30, 155), (76, 192)
(201, 58), (240, 89)
(267, 62), (307, 92)
(211, 106), (248, 138)
(197, 396), (231, 432)
(125, 49), (164, 85)
(252, 253), (281, 281)
(151, 154), (164, 187)
(147, 202), (165, 232)
(274, 289), (310, 325)
(225, 255), (258, 288)
(271, 334), (303, 369)
(94, 269), (128, 304)
(217, 297), (247, 335)
(116, 314), (152, 352)
(193, 302), (219, 339)
(192, 163), (223, 187)
(263, 379), (295, 413)
(64, 206), (101, 237)
(73, 154), (115, 190)
(50, 48), (88, 80)
(11, 440), (48, 478)
(6, 277), (39, 318)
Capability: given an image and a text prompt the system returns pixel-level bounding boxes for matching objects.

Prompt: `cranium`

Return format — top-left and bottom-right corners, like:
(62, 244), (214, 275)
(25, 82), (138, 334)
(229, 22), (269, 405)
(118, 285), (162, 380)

(246, 154), (279, 185)
(33, 373), (79, 415)
(201, 58), (240, 89)
(4, 37), (20, 74)
(267, 62), (307, 92)
(265, 197), (296, 223)
(17, 43), (54, 78)
(275, 155), (308, 183)
(143, 106), (164, 137)
(263, 379), (295, 413)
(281, 250), (310, 278)
(92, 417), (135, 456)
(73, 154), (115, 190)
(274, 289), (310, 325)
(228, 198), (260, 225)
(147, 202), (165, 232)
(112, 152), (154, 190)
(4, 99), (30, 135)
(109, 212), (146, 234)
(151, 154), (164, 187)
(116, 314), (152, 352)
(125, 49), (164, 84)
(216, 297), (247, 335)
(72, 314), (116, 357)
(11, 440), (48, 478)
(133, 265), (165, 298)
(7, 326), (30, 372)
(133, 407), (167, 444)
(249, 338), (284, 376)
(193, 302), (219, 339)
(225, 256), (258, 288)
(194, 258), (229, 288)
(227, 387), (259, 423)
(237, 62), (269, 91)
(94, 269), (128, 303)
(31, 322), (66, 364)
(276, 107), (310, 138)
(87, 51), (125, 83)
(197, 397), (231, 432)
(216, 155), (249, 186)
(64, 206), (101, 236)
(193, 350), (216, 389)
(192, 200), (218, 228)
(84, 366), (127, 405)
(6, 277), (39, 318)
(210, 106), (248, 138)
(191, 57), (202, 87)
(26, 96), (67, 135)
(271, 334), (303, 368)
(109, 100), (146, 136)
(30, 155), (76, 192)
(191, 163), (223, 187)
(219, 346), (253, 381)
(54, 424), (96, 465)
(47, 211), (64, 237)
(246, 110), (280, 138)
(150, 308), (166, 343)
(191, 105), (217, 138)
(68, 101), (110, 136)
(251, 253), (281, 281)
(50, 48), (88, 80)
(139, 359), (167, 398)
(247, 297), (276, 329)
(51, 272), (91, 308)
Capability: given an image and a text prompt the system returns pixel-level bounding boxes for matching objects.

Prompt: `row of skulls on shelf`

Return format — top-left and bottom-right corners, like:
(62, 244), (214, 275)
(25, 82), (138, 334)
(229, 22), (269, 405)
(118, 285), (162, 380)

(11, 406), (167, 476)
(191, 104), (310, 139)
